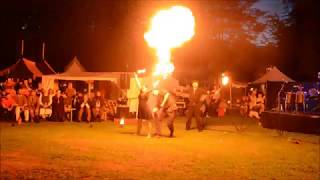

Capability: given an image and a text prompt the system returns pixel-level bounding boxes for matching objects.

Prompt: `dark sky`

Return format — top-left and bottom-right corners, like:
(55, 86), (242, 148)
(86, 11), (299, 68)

(0, 0), (319, 82)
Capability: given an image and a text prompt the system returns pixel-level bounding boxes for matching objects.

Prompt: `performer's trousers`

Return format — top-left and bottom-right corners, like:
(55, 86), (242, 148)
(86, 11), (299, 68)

(152, 112), (161, 136)
(137, 118), (142, 134)
(186, 105), (203, 131)
(167, 111), (175, 136)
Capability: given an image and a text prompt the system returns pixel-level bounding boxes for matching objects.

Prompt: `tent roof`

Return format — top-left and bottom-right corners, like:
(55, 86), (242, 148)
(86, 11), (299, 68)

(232, 81), (248, 88)
(0, 58), (45, 78)
(64, 56), (86, 73)
(36, 60), (56, 74)
(252, 66), (295, 84)
(43, 71), (132, 81)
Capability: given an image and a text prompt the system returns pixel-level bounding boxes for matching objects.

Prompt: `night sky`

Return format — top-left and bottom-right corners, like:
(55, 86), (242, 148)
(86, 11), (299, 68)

(0, 0), (319, 82)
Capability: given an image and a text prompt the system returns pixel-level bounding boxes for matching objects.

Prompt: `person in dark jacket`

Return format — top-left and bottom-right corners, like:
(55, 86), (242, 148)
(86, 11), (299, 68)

(186, 81), (205, 131)
(51, 90), (65, 121)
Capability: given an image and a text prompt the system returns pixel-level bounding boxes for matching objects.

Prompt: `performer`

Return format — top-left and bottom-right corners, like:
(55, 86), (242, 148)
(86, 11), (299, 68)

(186, 81), (205, 131)
(147, 88), (162, 137)
(159, 90), (177, 138)
(136, 86), (152, 138)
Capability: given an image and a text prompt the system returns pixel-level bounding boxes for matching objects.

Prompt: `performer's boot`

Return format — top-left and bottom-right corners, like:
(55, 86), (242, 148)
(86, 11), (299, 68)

(169, 126), (174, 138)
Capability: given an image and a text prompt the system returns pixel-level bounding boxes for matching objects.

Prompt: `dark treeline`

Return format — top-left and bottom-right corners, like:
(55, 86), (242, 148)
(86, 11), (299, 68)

(0, 0), (319, 81)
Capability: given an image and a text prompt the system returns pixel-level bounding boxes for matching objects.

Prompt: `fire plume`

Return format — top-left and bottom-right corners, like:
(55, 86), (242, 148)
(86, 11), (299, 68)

(144, 6), (195, 77)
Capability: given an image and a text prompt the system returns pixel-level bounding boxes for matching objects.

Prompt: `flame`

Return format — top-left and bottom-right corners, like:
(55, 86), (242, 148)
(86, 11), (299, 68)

(120, 118), (125, 126)
(222, 75), (230, 86)
(144, 6), (195, 77)
(152, 80), (160, 89)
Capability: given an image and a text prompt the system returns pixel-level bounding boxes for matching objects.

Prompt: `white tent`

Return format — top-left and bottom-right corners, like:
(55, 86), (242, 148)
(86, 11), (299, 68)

(42, 71), (140, 112)
(64, 56), (86, 73)
(252, 66), (295, 84)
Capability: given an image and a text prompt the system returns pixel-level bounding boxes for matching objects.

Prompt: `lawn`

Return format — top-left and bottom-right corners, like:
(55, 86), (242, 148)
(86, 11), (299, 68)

(0, 116), (319, 179)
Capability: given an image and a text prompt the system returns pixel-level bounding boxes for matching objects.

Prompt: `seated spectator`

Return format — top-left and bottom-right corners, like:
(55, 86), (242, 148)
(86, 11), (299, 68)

(14, 89), (28, 124)
(92, 91), (105, 121)
(4, 78), (16, 95)
(51, 90), (65, 122)
(78, 94), (91, 122)
(217, 99), (227, 118)
(256, 92), (265, 114)
(105, 100), (116, 120)
(240, 96), (249, 116)
(248, 90), (261, 119)
(1, 93), (15, 121)
(39, 89), (53, 120)
(27, 90), (39, 122)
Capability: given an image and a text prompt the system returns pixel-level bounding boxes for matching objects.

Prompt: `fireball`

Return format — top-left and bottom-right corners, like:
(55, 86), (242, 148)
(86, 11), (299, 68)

(144, 6), (195, 77)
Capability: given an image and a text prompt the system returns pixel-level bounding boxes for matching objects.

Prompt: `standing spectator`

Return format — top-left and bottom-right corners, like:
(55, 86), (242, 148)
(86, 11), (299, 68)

(14, 89), (28, 124)
(39, 89), (53, 120)
(27, 90), (39, 122)
(92, 91), (105, 121)
(27, 78), (34, 89)
(78, 94), (91, 122)
(51, 90), (65, 122)
(73, 93), (83, 121)
(65, 82), (76, 109)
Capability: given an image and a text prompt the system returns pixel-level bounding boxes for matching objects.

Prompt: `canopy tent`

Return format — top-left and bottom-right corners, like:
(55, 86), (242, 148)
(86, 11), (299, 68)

(232, 80), (248, 88)
(251, 66), (295, 84)
(37, 60), (56, 74)
(0, 58), (55, 78)
(64, 56), (86, 73)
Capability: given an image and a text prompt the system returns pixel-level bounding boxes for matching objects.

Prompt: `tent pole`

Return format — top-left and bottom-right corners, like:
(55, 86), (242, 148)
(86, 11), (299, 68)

(21, 40), (24, 56)
(42, 42), (45, 60)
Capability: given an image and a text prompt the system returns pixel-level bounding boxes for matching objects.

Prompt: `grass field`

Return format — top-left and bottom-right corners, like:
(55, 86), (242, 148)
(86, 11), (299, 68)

(0, 116), (319, 179)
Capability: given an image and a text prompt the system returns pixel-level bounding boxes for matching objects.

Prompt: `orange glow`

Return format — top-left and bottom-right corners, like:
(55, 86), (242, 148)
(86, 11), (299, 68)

(144, 6), (195, 77)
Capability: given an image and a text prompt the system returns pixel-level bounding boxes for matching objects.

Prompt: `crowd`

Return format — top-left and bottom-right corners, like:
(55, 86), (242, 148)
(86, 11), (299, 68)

(0, 77), (266, 138)
(0, 78), (116, 125)
(239, 89), (265, 120)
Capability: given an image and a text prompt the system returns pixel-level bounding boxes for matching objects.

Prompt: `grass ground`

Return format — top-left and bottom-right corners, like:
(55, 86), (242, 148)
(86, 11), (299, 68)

(0, 116), (319, 179)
